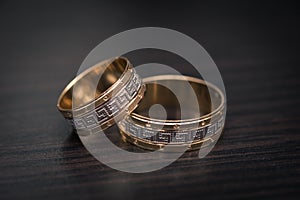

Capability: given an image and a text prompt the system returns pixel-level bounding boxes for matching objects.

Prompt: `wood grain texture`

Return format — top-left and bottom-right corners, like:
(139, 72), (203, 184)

(0, 1), (299, 200)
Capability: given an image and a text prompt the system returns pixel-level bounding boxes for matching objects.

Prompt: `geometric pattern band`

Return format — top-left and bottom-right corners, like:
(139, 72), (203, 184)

(71, 70), (142, 130)
(119, 115), (224, 144)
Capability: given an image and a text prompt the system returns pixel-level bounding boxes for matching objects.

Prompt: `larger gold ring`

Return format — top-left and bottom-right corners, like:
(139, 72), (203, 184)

(57, 57), (146, 135)
(118, 75), (225, 151)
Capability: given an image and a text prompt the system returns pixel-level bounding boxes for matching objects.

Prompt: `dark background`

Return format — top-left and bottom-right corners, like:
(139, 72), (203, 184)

(0, 1), (299, 199)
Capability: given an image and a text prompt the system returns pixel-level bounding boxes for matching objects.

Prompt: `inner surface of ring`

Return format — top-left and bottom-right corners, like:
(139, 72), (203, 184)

(60, 58), (127, 110)
(133, 79), (221, 121)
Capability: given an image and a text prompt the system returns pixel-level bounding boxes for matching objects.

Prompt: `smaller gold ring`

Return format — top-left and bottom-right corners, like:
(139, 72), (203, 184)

(118, 75), (226, 151)
(57, 57), (145, 134)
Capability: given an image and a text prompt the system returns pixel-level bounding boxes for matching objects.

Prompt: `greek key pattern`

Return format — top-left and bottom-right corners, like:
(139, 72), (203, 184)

(119, 116), (224, 143)
(72, 72), (142, 130)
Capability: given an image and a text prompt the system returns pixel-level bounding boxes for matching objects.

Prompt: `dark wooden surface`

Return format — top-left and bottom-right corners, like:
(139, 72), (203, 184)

(0, 1), (299, 200)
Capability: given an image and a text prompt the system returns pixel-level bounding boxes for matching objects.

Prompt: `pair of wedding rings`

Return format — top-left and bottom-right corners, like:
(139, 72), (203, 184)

(57, 57), (225, 151)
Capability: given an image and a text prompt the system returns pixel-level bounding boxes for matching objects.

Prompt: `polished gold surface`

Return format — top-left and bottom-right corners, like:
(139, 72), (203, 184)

(118, 75), (225, 151)
(57, 57), (130, 117)
(57, 57), (145, 133)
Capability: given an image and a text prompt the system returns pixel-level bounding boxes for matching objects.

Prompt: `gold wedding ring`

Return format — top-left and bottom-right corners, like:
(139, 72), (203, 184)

(57, 57), (225, 151)
(118, 75), (225, 151)
(57, 57), (146, 135)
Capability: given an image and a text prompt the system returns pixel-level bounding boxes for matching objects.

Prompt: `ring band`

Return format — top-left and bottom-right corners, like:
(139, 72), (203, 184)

(57, 57), (146, 135)
(118, 75), (226, 151)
